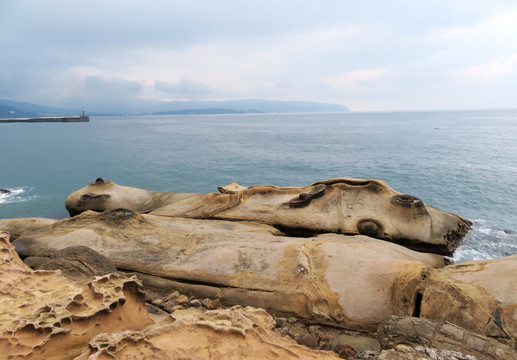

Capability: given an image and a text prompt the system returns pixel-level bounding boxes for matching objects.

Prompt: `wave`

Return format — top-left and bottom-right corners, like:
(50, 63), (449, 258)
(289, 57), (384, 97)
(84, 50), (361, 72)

(453, 219), (517, 263)
(0, 187), (38, 204)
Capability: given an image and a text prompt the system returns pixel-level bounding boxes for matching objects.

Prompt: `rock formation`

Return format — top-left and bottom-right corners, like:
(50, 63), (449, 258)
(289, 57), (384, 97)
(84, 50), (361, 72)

(65, 177), (201, 216)
(412, 254), (517, 347)
(377, 315), (517, 360)
(12, 208), (445, 332)
(74, 306), (340, 359)
(0, 231), (154, 359)
(65, 178), (471, 255)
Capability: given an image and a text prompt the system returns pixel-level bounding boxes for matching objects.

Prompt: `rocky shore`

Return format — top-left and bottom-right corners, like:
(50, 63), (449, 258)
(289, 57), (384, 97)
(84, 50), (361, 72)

(1, 177), (516, 359)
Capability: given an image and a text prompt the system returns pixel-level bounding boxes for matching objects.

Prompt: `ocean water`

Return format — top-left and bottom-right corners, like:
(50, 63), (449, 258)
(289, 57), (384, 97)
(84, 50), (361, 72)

(1, 110), (516, 262)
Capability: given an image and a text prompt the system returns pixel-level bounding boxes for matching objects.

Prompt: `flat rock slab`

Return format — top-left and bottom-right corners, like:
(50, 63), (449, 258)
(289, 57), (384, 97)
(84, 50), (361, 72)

(13, 209), (445, 332)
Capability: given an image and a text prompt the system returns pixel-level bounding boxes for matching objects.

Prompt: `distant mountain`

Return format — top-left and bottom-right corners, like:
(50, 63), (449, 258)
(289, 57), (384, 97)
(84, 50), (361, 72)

(0, 99), (83, 118)
(145, 99), (349, 114)
(153, 108), (263, 115)
(0, 98), (349, 117)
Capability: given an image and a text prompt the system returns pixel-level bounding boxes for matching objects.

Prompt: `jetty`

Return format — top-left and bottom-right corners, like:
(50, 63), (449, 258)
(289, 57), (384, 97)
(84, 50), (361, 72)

(0, 115), (89, 123)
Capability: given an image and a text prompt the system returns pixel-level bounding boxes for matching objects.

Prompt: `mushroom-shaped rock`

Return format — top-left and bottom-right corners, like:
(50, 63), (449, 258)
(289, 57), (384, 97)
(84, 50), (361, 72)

(151, 178), (472, 256)
(65, 177), (202, 216)
(74, 306), (340, 359)
(0, 232), (154, 360)
(13, 210), (445, 332)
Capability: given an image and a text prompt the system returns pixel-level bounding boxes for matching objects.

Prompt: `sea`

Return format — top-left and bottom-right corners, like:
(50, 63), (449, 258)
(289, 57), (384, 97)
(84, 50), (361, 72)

(1, 110), (516, 262)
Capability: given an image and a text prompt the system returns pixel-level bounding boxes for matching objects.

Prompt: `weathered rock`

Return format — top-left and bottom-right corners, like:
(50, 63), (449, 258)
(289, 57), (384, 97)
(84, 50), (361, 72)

(0, 217), (57, 240)
(12, 209), (445, 332)
(65, 177), (202, 216)
(0, 231), (154, 359)
(409, 254), (517, 347)
(74, 306), (340, 359)
(28, 245), (118, 281)
(377, 315), (516, 360)
(352, 346), (480, 360)
(66, 178), (470, 255)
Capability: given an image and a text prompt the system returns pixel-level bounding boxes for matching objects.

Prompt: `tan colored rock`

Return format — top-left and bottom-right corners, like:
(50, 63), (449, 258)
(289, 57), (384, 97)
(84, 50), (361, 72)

(0, 217), (56, 240)
(64, 177), (202, 216)
(66, 178), (470, 255)
(74, 306), (340, 359)
(413, 254), (517, 347)
(13, 210), (445, 332)
(377, 315), (516, 360)
(29, 246), (119, 281)
(0, 231), (154, 360)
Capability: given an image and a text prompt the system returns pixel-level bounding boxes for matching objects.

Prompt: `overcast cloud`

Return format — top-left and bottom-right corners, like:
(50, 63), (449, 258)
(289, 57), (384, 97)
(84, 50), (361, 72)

(1, 0), (516, 111)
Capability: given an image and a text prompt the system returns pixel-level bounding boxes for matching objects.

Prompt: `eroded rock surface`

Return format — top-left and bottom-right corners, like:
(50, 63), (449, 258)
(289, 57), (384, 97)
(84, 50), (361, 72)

(65, 178), (471, 255)
(13, 209), (445, 332)
(377, 315), (517, 360)
(0, 217), (56, 241)
(74, 306), (340, 359)
(65, 177), (202, 216)
(25, 246), (118, 281)
(411, 254), (517, 347)
(0, 231), (153, 359)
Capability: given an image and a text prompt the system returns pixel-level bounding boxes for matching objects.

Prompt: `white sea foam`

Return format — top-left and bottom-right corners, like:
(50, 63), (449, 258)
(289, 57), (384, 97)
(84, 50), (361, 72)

(453, 219), (517, 263)
(0, 187), (38, 204)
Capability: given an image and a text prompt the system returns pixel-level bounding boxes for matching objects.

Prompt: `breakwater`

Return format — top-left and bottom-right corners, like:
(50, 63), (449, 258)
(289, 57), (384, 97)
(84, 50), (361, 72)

(0, 115), (89, 123)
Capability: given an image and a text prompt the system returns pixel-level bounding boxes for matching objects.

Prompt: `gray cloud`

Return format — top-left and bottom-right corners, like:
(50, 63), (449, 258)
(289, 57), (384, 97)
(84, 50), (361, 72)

(1, 0), (517, 111)
(154, 78), (214, 98)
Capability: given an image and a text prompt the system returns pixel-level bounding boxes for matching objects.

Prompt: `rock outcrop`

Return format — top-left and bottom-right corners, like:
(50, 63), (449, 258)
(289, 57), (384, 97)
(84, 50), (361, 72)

(25, 245), (119, 281)
(65, 177), (201, 216)
(12, 209), (445, 332)
(74, 306), (341, 359)
(65, 178), (471, 255)
(377, 315), (517, 360)
(0, 217), (56, 241)
(410, 254), (517, 347)
(0, 231), (154, 359)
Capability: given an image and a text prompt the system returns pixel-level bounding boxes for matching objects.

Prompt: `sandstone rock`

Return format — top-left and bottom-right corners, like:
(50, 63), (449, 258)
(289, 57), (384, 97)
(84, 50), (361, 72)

(74, 306), (340, 359)
(65, 177), (202, 216)
(29, 245), (118, 281)
(377, 315), (516, 360)
(65, 178), (471, 255)
(410, 254), (517, 347)
(12, 209), (445, 332)
(0, 217), (56, 240)
(0, 231), (154, 359)
(352, 346), (480, 360)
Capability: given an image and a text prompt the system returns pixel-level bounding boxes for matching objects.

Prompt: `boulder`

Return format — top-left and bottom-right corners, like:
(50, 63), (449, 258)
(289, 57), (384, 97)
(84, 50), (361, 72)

(27, 245), (118, 281)
(152, 178), (471, 256)
(74, 306), (340, 359)
(12, 209), (445, 332)
(405, 254), (517, 347)
(377, 315), (517, 360)
(0, 231), (154, 359)
(64, 177), (202, 216)
(64, 178), (471, 255)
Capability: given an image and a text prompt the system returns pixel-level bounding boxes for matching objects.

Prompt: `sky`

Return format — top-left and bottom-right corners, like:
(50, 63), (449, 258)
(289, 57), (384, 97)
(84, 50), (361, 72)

(1, 0), (517, 112)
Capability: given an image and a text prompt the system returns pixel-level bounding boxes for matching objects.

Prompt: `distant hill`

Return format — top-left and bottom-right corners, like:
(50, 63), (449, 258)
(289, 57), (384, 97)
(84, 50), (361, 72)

(153, 108), (263, 115)
(0, 98), (349, 117)
(0, 99), (83, 118)
(145, 99), (349, 114)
